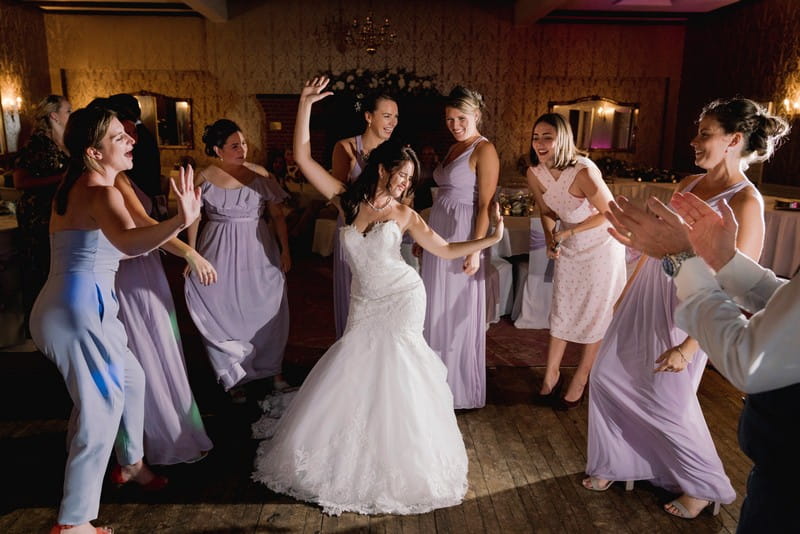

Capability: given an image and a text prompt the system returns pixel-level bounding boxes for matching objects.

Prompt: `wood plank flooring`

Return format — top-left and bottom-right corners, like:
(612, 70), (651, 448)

(0, 361), (748, 533)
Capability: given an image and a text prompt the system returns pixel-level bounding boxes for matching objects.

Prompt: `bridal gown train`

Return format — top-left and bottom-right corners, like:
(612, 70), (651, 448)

(252, 219), (468, 516)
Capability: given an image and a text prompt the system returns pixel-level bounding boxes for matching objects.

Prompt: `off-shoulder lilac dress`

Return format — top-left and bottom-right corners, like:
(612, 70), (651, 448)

(421, 137), (488, 409)
(586, 177), (751, 505)
(333, 135), (367, 339)
(116, 182), (212, 464)
(185, 163), (290, 391)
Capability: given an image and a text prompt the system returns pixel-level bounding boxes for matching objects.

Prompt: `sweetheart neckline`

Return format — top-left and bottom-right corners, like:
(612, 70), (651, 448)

(344, 219), (401, 238)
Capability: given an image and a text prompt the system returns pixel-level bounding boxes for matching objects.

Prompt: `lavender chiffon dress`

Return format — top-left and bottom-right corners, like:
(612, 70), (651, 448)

(585, 178), (751, 504)
(115, 183), (212, 465)
(421, 137), (488, 409)
(332, 135), (367, 339)
(185, 163), (290, 391)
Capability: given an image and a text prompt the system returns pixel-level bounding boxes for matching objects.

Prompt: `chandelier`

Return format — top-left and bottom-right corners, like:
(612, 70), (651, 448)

(344, 14), (396, 54)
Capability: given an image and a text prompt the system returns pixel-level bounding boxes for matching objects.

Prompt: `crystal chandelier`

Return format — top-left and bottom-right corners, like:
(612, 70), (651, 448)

(344, 14), (396, 54)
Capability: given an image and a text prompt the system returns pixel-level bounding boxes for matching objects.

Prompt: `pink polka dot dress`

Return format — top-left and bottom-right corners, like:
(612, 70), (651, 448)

(531, 156), (625, 343)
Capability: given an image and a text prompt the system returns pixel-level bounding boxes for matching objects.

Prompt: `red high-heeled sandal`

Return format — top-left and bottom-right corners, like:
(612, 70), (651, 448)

(50, 524), (114, 533)
(110, 464), (169, 491)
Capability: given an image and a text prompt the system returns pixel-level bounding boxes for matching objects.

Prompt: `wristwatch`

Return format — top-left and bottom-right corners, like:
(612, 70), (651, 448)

(661, 251), (696, 277)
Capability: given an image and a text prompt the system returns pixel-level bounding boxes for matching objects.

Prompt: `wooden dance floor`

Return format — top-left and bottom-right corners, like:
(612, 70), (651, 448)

(0, 253), (750, 533)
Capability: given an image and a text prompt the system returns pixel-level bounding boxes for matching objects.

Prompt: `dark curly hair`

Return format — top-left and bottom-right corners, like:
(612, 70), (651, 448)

(202, 119), (241, 157)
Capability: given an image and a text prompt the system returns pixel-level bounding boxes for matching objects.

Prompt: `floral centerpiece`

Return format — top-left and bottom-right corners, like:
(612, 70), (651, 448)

(321, 67), (440, 111)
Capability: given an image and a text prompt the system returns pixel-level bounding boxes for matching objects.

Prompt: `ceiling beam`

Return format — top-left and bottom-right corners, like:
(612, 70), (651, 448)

(514, 0), (570, 25)
(184, 0), (227, 22)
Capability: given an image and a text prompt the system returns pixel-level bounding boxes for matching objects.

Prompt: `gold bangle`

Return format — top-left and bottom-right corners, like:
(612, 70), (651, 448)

(676, 346), (691, 364)
(571, 228), (575, 237)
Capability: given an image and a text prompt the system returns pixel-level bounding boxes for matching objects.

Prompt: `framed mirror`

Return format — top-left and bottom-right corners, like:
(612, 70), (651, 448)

(134, 92), (193, 149)
(549, 96), (639, 152)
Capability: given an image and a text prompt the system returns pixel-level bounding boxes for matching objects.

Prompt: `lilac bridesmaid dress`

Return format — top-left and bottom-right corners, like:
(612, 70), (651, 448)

(185, 164), (290, 391)
(333, 135), (367, 339)
(586, 177), (751, 504)
(421, 137), (488, 409)
(115, 183), (213, 465)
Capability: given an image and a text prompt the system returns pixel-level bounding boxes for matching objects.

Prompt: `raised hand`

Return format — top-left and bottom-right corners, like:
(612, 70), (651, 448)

(671, 192), (738, 271)
(300, 76), (334, 106)
(171, 165), (202, 228)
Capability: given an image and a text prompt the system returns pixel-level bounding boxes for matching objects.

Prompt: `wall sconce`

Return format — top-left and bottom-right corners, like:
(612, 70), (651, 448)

(1, 95), (22, 153)
(782, 98), (800, 116)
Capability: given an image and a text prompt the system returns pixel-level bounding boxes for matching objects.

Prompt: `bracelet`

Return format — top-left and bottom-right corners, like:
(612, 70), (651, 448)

(676, 346), (691, 364)
(570, 228), (575, 237)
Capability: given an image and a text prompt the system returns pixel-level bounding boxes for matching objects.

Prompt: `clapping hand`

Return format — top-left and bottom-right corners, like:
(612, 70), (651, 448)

(606, 195), (692, 258)
(670, 192), (738, 272)
(301, 77), (334, 106)
(171, 165), (201, 229)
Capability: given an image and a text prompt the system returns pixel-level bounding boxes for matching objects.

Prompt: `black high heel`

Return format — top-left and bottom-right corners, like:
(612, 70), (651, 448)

(553, 385), (586, 411)
(533, 374), (564, 406)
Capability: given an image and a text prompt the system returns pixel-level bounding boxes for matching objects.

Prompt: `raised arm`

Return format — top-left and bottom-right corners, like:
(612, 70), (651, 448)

(407, 203), (504, 259)
(91, 167), (201, 257)
(294, 77), (346, 200)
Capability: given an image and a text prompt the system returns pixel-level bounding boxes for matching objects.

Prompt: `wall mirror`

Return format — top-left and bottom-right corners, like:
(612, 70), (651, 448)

(134, 92), (193, 148)
(549, 96), (639, 152)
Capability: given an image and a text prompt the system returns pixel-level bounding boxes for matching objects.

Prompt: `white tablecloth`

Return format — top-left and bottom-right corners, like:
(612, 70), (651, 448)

(608, 179), (677, 206)
(761, 197), (800, 278)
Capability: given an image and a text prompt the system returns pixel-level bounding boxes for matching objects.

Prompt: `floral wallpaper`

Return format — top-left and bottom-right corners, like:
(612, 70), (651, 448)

(0, 2), (51, 158)
(43, 0), (686, 179)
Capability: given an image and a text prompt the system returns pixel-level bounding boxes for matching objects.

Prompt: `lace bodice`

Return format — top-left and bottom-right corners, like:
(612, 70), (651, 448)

(340, 220), (421, 301)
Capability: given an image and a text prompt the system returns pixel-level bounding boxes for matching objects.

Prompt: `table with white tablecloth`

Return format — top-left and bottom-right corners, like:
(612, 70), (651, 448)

(761, 197), (800, 278)
(607, 179), (678, 206)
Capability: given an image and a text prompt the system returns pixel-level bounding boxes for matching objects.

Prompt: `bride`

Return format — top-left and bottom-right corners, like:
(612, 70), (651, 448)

(251, 77), (504, 516)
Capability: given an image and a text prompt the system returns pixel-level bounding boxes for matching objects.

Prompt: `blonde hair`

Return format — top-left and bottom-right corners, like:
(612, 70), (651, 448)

(33, 94), (67, 135)
(530, 113), (582, 170)
(446, 86), (485, 126)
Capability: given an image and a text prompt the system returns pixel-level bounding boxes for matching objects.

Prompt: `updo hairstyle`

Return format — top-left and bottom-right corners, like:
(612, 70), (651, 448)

(700, 98), (790, 163)
(202, 119), (241, 157)
(446, 86), (486, 126)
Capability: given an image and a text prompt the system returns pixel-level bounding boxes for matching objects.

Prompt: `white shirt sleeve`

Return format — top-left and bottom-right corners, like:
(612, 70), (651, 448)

(674, 252), (800, 394)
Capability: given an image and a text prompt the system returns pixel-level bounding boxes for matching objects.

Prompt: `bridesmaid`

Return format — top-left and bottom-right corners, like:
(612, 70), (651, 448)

(101, 100), (214, 464)
(584, 98), (788, 519)
(526, 113), (626, 409)
(30, 106), (200, 534)
(421, 86), (499, 409)
(330, 92), (398, 338)
(185, 119), (291, 401)
(114, 174), (215, 464)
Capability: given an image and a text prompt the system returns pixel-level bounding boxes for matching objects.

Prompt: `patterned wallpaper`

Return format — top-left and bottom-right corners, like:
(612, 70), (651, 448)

(43, 0), (686, 179)
(0, 1), (51, 157)
(676, 0), (800, 190)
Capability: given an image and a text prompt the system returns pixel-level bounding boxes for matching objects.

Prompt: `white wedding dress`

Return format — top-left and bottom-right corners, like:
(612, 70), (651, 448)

(252, 220), (468, 516)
